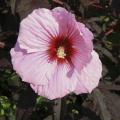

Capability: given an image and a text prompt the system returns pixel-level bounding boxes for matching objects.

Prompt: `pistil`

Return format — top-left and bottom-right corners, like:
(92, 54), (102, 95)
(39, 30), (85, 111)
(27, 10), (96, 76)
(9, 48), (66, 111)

(57, 46), (66, 59)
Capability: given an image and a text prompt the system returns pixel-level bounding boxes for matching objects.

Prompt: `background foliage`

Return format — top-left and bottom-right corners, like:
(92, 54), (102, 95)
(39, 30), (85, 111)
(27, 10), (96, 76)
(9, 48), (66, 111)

(0, 0), (120, 120)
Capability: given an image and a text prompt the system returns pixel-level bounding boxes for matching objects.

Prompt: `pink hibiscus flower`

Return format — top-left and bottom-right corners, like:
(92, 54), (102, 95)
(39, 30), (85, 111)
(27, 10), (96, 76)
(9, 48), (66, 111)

(10, 7), (102, 100)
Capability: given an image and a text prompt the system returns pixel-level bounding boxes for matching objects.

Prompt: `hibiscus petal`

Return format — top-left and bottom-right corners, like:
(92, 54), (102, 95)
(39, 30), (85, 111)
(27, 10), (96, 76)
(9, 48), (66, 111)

(31, 63), (79, 100)
(52, 7), (93, 71)
(18, 8), (59, 53)
(71, 22), (94, 71)
(52, 7), (77, 37)
(71, 37), (92, 72)
(77, 22), (93, 48)
(74, 51), (102, 94)
(10, 42), (54, 85)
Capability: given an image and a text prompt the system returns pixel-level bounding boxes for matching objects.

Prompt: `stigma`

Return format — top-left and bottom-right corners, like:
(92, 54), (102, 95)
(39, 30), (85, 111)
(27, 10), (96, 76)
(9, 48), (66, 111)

(57, 46), (66, 59)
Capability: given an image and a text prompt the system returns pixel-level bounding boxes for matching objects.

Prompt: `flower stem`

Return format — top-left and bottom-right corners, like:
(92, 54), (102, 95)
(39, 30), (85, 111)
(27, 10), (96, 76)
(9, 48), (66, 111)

(53, 96), (68, 120)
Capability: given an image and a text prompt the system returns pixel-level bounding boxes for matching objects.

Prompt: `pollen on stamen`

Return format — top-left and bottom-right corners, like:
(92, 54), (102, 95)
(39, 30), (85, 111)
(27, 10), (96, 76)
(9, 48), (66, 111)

(57, 46), (66, 59)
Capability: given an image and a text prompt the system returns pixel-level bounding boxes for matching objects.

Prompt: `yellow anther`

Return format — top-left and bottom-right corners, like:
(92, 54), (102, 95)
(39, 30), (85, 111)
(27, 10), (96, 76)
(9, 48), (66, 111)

(57, 46), (66, 59)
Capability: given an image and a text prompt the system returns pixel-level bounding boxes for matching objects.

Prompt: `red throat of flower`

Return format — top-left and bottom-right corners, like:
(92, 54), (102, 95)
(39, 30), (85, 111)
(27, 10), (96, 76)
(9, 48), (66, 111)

(47, 35), (76, 64)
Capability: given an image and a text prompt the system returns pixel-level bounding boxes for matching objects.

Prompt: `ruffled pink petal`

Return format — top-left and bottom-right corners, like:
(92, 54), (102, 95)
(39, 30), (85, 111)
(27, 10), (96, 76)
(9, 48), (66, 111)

(70, 22), (94, 71)
(74, 51), (102, 94)
(10, 42), (55, 85)
(18, 8), (59, 53)
(31, 63), (79, 100)
(71, 37), (92, 72)
(71, 31), (93, 71)
(77, 22), (93, 48)
(52, 7), (93, 71)
(52, 7), (78, 37)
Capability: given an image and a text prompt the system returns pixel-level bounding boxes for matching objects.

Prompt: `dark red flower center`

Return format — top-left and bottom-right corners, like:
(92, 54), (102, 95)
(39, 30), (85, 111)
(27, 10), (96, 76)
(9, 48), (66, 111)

(47, 36), (76, 64)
